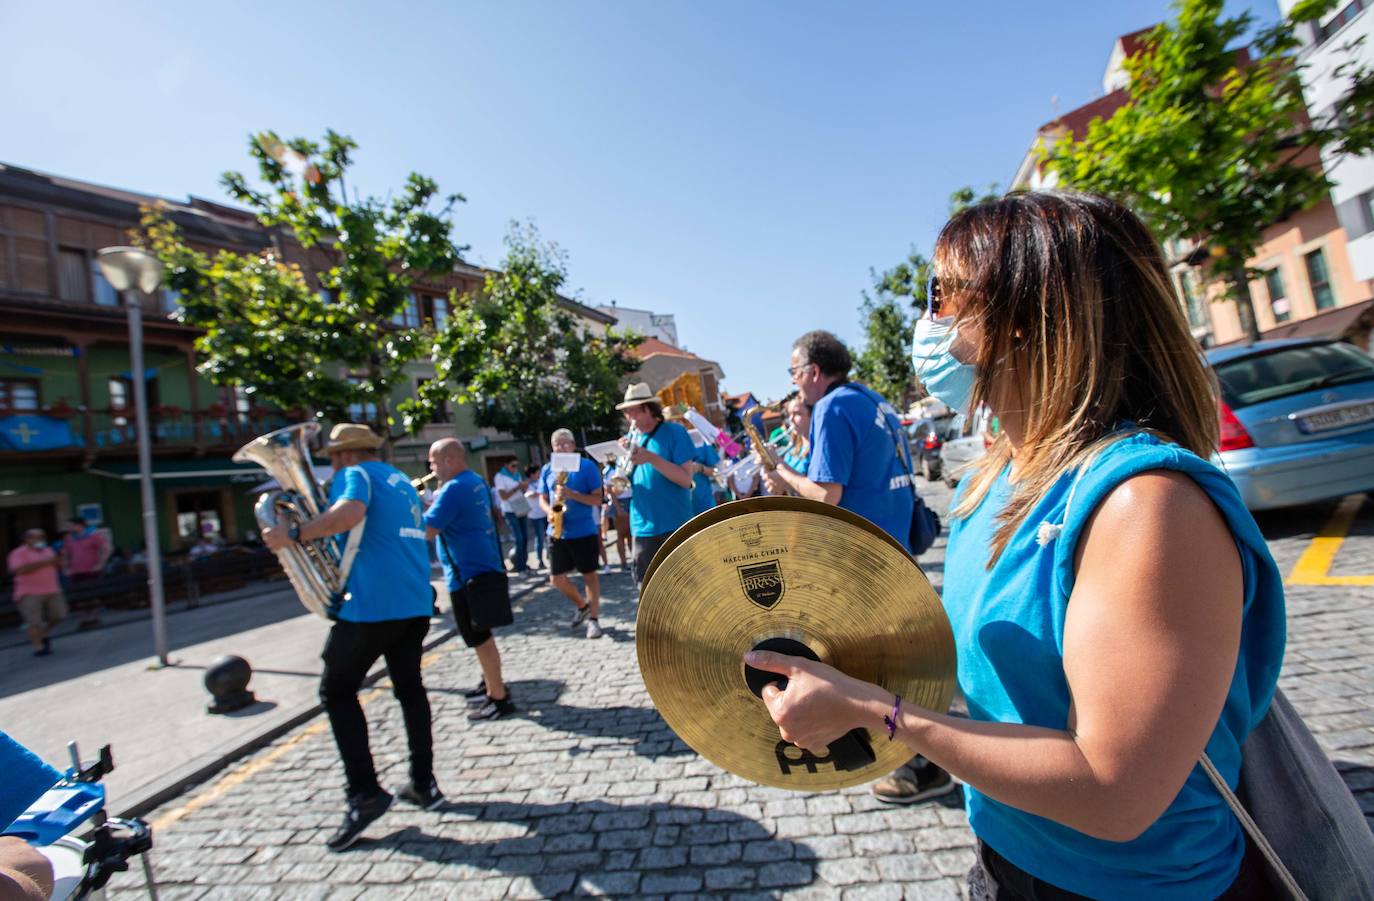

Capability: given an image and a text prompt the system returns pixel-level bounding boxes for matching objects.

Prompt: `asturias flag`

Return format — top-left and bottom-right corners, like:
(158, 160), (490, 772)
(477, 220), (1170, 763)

(0, 415), (82, 451)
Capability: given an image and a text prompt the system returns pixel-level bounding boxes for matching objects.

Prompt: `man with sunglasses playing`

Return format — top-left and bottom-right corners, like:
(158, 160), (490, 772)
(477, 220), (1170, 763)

(762, 329), (954, 806)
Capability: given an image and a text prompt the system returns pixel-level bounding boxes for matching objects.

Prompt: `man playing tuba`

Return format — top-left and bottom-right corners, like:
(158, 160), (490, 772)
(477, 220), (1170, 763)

(262, 423), (439, 850)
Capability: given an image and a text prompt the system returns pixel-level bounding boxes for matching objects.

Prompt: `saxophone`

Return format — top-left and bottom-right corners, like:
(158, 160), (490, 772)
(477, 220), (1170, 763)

(549, 470), (571, 539)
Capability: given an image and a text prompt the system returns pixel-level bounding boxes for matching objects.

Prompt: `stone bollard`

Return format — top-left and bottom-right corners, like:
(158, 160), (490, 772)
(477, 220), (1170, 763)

(204, 654), (256, 714)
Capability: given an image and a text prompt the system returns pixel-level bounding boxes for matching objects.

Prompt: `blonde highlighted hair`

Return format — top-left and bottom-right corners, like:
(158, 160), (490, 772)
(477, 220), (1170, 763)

(938, 192), (1219, 566)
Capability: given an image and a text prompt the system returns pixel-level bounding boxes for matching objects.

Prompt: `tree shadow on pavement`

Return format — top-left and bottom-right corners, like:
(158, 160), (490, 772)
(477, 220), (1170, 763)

(369, 798), (817, 896)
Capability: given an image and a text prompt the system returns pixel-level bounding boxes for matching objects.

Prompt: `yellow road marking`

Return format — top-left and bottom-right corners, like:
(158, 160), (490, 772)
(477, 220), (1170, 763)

(150, 640), (453, 831)
(1286, 494), (1374, 586)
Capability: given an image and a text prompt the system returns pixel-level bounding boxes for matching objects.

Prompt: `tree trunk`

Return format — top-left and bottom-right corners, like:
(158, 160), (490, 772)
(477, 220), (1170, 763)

(1228, 260), (1262, 343)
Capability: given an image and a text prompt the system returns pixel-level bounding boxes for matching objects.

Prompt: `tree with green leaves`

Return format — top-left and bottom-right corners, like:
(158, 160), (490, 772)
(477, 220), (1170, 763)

(141, 130), (465, 436)
(407, 222), (641, 446)
(1047, 0), (1374, 341)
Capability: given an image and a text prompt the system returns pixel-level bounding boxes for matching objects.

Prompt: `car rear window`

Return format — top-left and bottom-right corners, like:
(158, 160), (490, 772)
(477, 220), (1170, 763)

(1213, 342), (1374, 408)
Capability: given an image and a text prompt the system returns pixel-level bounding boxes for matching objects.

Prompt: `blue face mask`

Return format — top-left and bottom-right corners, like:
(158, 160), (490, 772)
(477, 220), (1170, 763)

(911, 315), (976, 413)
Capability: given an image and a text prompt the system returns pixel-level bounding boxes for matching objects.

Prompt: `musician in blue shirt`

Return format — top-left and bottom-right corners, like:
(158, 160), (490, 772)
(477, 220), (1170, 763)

(263, 423), (438, 850)
(615, 383), (695, 586)
(537, 428), (606, 639)
(423, 438), (515, 721)
(762, 332), (951, 806)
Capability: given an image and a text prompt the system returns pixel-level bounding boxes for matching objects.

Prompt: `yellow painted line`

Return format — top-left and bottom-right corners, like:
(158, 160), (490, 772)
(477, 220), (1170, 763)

(150, 639), (454, 831)
(1286, 494), (1374, 586)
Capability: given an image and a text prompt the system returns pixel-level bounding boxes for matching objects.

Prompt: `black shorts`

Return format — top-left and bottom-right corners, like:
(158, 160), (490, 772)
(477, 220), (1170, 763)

(449, 584), (494, 649)
(550, 534), (600, 576)
(632, 533), (672, 586)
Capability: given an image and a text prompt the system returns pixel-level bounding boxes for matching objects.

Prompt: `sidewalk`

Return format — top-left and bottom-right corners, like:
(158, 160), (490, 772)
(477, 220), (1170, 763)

(0, 570), (550, 814)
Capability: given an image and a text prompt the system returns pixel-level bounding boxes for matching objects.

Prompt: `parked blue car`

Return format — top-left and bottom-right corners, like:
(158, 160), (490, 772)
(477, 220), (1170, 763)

(1206, 338), (1374, 510)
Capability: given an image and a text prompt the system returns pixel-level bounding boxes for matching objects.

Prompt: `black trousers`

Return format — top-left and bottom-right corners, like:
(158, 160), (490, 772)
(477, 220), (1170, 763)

(319, 616), (433, 797)
(966, 837), (1275, 900)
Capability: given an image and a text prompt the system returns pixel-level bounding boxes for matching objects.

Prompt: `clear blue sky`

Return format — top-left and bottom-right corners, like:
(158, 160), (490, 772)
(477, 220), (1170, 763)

(2, 1), (1276, 403)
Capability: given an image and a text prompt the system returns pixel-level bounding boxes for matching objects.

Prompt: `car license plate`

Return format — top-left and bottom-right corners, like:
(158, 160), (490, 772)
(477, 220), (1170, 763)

(1297, 402), (1374, 434)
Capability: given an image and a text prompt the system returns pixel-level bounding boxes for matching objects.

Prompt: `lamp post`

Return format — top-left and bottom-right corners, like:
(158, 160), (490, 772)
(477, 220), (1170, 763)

(96, 247), (170, 667)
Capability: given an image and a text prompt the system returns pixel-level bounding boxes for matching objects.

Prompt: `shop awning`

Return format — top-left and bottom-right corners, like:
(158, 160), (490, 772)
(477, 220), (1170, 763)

(87, 459), (267, 485)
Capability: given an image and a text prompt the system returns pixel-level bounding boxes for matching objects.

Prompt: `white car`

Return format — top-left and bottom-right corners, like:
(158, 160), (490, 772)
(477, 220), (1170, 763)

(940, 405), (995, 488)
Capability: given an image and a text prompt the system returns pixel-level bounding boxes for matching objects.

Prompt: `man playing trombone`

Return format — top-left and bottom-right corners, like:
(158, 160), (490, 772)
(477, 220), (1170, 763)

(262, 423), (439, 850)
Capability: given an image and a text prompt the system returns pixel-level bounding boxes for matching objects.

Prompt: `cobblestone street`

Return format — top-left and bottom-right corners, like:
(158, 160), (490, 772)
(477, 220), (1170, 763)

(108, 485), (1374, 900)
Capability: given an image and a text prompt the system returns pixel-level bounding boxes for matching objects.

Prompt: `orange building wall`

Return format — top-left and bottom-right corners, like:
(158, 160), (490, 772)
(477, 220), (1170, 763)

(1208, 200), (1374, 344)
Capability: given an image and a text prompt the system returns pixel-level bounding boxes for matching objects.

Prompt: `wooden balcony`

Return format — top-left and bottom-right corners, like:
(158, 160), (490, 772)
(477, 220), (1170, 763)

(0, 406), (295, 461)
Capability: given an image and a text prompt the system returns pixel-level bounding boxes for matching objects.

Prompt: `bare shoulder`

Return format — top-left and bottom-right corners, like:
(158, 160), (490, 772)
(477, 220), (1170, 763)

(1076, 469), (1237, 580)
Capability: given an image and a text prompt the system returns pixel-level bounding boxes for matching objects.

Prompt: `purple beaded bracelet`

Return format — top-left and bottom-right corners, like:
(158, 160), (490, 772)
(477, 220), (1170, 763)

(883, 695), (902, 740)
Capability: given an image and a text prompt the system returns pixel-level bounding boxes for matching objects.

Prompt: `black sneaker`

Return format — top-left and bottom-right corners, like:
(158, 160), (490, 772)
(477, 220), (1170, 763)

(395, 778), (445, 811)
(325, 790), (392, 851)
(570, 604), (591, 629)
(467, 694), (516, 722)
(463, 679), (487, 701)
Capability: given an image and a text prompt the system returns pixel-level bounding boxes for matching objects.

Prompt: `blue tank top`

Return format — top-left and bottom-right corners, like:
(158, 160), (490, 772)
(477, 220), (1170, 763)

(943, 431), (1285, 900)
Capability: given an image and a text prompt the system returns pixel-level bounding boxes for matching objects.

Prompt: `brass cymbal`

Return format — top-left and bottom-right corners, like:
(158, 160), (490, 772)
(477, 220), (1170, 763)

(637, 497), (956, 791)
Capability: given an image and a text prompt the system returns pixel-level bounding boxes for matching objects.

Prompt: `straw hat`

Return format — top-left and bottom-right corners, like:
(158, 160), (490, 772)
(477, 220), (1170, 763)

(615, 382), (658, 410)
(321, 423), (384, 453)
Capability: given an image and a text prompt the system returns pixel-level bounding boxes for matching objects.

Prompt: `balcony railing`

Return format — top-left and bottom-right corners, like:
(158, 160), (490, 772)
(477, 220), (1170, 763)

(0, 407), (294, 454)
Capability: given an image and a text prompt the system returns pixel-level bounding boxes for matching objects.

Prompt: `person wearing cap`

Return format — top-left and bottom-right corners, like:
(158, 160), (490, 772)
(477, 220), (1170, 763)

(615, 383), (696, 586)
(538, 428), (607, 639)
(263, 422), (439, 850)
(665, 406), (720, 517)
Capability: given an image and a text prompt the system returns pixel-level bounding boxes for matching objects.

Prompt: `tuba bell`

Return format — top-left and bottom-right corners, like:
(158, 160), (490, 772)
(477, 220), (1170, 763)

(234, 422), (362, 619)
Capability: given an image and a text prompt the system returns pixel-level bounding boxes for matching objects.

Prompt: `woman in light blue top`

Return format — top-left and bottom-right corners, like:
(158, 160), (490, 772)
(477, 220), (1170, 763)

(746, 192), (1285, 899)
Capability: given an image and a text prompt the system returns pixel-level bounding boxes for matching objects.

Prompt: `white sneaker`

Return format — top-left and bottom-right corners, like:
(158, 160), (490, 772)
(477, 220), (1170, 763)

(585, 619), (604, 639)
(600, 564), (614, 574)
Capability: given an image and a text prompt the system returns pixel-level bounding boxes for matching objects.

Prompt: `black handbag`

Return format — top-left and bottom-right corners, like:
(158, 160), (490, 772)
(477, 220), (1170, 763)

(438, 535), (514, 629)
(866, 388), (941, 556)
(463, 570), (513, 630)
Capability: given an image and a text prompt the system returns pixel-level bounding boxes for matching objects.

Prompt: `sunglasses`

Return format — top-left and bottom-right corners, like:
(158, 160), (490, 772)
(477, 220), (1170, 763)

(925, 273), (944, 319)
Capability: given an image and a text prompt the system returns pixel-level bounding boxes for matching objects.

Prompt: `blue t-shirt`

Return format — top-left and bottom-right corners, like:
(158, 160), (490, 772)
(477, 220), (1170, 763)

(690, 440), (720, 516)
(538, 456), (604, 539)
(629, 420), (695, 537)
(328, 461), (432, 623)
(943, 432), (1285, 899)
(807, 382), (914, 551)
(422, 470), (503, 589)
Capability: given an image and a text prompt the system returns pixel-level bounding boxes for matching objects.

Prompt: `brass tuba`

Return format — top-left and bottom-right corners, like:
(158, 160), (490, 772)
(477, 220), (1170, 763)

(234, 422), (362, 619)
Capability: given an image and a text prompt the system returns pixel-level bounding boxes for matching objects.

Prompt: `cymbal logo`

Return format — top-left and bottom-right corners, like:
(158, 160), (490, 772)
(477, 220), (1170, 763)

(739, 523), (763, 547)
(737, 561), (785, 608)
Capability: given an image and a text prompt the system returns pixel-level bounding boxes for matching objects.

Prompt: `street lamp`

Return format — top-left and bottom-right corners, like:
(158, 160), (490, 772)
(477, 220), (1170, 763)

(96, 247), (170, 667)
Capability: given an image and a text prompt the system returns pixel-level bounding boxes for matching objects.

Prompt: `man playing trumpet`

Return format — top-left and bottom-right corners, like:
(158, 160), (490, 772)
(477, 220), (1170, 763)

(538, 428), (607, 639)
(615, 383), (695, 586)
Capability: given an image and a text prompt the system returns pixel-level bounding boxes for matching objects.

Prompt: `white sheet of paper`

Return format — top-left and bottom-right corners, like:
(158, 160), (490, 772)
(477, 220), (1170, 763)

(584, 440), (627, 464)
(551, 452), (582, 472)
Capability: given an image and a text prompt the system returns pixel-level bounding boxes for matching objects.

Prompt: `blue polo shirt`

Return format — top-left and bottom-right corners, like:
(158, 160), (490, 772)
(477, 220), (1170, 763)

(690, 440), (720, 516)
(629, 420), (695, 537)
(422, 470), (503, 589)
(538, 456), (603, 539)
(807, 382), (914, 552)
(328, 461), (432, 622)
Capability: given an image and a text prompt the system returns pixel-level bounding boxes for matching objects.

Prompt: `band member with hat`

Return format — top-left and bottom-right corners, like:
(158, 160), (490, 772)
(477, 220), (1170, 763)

(615, 383), (695, 586)
(263, 422), (439, 850)
(423, 438), (516, 720)
(762, 332), (953, 805)
(538, 428), (607, 639)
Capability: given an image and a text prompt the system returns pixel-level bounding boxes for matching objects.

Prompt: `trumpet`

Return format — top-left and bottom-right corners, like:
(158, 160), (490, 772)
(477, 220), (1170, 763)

(411, 472), (437, 491)
(609, 425), (640, 494)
